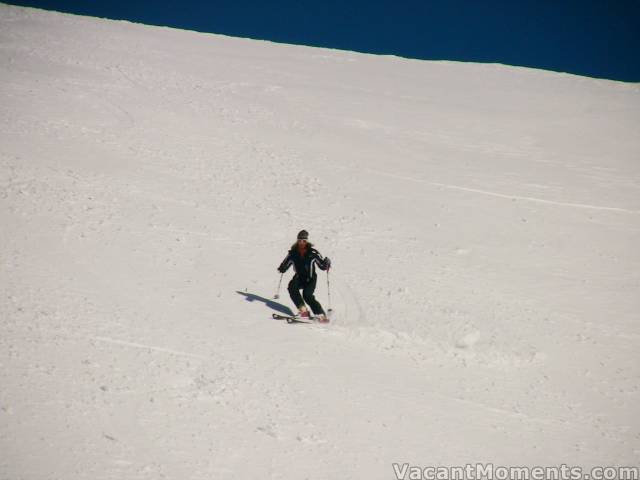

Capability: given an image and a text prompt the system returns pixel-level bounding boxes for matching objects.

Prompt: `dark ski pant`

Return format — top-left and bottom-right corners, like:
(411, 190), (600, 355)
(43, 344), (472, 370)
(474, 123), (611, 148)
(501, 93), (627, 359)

(288, 275), (325, 315)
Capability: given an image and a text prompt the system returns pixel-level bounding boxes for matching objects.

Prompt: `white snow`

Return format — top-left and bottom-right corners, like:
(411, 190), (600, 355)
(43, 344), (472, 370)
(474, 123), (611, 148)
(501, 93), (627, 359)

(1, 4), (639, 479)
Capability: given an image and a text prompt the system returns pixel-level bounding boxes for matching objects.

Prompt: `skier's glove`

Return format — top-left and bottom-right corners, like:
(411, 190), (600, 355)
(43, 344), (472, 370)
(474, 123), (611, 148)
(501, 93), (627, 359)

(324, 257), (331, 269)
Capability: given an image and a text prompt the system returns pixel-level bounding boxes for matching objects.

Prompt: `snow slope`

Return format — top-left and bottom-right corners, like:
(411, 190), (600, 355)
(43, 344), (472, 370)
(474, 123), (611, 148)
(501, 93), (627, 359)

(1, 4), (639, 479)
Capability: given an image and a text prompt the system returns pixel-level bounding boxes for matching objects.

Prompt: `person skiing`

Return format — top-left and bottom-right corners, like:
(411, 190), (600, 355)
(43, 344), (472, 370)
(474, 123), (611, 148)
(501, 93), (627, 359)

(277, 230), (331, 322)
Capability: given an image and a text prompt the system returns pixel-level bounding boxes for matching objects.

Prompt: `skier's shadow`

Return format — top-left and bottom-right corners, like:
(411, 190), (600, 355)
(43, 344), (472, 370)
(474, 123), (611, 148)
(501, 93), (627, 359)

(236, 291), (294, 316)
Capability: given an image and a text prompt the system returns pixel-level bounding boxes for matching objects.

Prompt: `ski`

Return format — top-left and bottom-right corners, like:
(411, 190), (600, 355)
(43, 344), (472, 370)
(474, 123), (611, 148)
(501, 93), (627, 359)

(272, 313), (329, 324)
(272, 313), (299, 322)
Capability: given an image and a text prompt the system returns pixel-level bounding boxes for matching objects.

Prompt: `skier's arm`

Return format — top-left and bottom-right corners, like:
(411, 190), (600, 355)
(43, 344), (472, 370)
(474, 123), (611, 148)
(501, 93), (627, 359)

(315, 251), (331, 271)
(277, 253), (292, 273)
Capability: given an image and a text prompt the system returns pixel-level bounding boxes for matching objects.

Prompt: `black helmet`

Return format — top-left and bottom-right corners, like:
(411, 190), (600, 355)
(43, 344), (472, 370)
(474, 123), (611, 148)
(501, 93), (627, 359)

(297, 229), (309, 240)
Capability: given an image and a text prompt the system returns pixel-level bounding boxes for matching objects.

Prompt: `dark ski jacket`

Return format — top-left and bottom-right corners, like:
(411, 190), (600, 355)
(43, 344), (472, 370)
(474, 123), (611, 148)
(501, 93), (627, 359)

(278, 243), (330, 283)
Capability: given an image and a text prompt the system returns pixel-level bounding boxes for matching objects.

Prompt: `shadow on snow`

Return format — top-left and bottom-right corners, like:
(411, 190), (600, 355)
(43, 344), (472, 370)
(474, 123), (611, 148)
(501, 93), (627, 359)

(236, 291), (294, 316)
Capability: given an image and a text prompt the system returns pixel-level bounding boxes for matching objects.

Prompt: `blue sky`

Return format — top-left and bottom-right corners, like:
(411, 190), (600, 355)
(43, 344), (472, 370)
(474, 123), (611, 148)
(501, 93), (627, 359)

(8, 0), (640, 82)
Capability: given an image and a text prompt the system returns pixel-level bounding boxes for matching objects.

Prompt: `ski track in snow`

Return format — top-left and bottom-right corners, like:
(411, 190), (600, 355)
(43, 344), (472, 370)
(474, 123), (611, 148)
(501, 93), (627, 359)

(89, 336), (207, 360)
(365, 168), (640, 214)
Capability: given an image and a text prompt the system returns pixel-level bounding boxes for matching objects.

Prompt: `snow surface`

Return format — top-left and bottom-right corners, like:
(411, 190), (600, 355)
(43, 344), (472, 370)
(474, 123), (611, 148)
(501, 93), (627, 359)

(1, 4), (639, 479)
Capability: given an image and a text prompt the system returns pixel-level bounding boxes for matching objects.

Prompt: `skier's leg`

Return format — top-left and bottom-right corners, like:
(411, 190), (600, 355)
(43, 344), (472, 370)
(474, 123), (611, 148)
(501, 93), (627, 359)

(302, 278), (325, 316)
(287, 276), (305, 310)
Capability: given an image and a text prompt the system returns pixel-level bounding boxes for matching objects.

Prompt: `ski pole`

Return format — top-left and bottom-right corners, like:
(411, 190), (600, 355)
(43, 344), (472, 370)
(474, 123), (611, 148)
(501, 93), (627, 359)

(326, 270), (332, 313)
(274, 272), (283, 299)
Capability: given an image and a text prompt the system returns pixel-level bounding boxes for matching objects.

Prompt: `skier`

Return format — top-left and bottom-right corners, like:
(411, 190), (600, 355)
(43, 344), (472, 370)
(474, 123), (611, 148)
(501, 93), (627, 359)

(277, 230), (331, 322)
